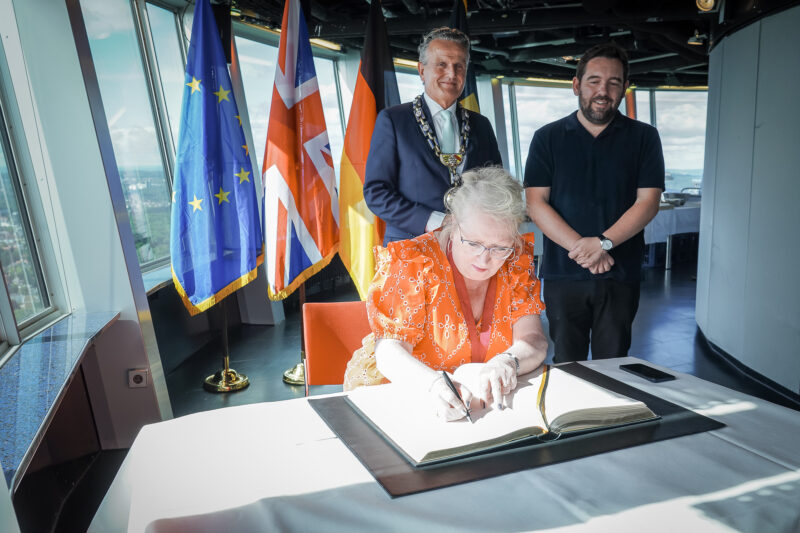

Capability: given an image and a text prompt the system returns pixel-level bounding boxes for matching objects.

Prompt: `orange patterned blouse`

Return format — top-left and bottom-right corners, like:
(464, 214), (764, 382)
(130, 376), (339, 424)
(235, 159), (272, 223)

(366, 231), (545, 373)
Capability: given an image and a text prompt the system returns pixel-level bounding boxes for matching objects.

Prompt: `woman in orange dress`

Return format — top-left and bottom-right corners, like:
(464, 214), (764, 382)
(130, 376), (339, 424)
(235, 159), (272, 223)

(344, 167), (548, 421)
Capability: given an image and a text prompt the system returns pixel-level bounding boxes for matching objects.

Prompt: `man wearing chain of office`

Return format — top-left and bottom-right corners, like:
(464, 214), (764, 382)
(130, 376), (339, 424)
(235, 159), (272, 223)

(364, 27), (503, 244)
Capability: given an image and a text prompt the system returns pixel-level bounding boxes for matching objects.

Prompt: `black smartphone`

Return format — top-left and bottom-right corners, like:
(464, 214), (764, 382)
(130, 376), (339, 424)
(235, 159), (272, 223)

(619, 363), (676, 383)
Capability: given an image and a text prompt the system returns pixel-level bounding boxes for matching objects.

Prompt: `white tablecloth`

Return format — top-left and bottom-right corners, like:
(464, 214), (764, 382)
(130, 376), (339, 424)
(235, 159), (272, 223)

(644, 202), (701, 244)
(90, 357), (800, 532)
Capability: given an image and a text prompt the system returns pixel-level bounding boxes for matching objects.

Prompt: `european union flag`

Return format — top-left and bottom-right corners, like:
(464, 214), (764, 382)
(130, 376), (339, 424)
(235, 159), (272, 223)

(170, 0), (263, 316)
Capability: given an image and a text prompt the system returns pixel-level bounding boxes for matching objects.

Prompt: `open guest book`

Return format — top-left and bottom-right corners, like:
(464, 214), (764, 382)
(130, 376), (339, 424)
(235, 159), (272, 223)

(346, 364), (659, 466)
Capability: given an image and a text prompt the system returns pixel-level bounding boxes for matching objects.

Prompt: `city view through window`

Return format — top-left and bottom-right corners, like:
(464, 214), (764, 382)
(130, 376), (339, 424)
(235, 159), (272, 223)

(0, 126), (48, 324)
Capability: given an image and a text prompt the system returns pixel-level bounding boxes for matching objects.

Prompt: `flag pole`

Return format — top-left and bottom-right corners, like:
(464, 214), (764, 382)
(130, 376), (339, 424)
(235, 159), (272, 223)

(204, 298), (250, 392)
(171, 0), (263, 383)
(282, 282), (306, 385)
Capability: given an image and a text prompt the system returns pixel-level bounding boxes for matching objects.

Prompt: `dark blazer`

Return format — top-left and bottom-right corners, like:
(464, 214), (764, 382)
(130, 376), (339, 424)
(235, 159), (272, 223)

(363, 98), (503, 244)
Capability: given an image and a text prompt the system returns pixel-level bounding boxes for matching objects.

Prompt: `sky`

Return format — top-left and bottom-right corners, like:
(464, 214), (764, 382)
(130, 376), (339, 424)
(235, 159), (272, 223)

(83, 0), (166, 169)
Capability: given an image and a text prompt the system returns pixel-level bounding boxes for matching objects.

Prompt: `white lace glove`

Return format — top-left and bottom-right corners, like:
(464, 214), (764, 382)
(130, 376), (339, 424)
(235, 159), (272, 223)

(453, 354), (518, 410)
(426, 373), (474, 421)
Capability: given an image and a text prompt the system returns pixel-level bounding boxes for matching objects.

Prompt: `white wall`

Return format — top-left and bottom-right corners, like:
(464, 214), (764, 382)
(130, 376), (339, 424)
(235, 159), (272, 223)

(697, 5), (800, 394)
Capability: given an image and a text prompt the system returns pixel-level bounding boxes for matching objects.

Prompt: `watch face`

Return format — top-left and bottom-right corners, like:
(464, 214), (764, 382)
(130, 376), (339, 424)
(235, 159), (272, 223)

(601, 239), (613, 251)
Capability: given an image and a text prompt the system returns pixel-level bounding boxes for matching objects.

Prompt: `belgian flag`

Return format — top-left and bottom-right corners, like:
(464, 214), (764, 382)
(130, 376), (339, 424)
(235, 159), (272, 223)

(338, 0), (400, 299)
(449, 0), (480, 112)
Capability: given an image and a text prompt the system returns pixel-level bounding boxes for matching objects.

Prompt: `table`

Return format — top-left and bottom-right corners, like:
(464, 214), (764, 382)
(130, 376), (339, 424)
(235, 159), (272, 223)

(644, 201), (701, 269)
(90, 357), (800, 532)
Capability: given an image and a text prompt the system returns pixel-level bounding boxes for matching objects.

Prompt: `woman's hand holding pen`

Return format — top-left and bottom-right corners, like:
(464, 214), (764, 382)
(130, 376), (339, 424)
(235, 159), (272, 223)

(427, 373), (474, 421)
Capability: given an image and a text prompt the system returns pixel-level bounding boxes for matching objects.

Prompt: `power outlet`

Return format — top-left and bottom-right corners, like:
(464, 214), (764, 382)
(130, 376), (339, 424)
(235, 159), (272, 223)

(128, 369), (149, 388)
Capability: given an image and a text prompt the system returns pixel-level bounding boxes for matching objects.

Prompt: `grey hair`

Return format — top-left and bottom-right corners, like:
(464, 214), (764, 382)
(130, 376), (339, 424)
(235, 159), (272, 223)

(418, 27), (470, 65)
(441, 166), (526, 249)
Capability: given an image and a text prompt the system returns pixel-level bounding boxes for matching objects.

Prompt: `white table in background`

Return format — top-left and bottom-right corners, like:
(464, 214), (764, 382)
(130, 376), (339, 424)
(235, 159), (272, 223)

(644, 201), (701, 269)
(90, 357), (800, 533)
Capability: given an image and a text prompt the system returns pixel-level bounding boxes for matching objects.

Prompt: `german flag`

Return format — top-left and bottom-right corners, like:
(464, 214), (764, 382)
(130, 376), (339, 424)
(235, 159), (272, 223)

(449, 0), (480, 112)
(339, 0), (400, 299)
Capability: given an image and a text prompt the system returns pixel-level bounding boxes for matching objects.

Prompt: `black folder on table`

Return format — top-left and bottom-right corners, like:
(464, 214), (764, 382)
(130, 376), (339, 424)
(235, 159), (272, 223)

(309, 363), (724, 498)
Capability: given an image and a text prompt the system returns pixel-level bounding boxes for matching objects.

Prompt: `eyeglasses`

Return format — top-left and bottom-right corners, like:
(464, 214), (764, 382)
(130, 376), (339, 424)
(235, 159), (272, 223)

(458, 225), (515, 260)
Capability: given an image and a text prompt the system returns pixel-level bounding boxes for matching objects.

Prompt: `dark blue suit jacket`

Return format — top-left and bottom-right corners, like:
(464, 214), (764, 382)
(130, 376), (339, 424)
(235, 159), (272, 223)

(363, 99), (503, 243)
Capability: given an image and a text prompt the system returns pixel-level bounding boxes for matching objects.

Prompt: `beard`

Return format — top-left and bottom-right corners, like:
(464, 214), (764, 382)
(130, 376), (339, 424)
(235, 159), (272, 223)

(579, 93), (622, 125)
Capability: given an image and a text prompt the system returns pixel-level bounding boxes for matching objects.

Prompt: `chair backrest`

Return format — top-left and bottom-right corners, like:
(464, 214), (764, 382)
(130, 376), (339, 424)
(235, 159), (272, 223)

(303, 301), (371, 386)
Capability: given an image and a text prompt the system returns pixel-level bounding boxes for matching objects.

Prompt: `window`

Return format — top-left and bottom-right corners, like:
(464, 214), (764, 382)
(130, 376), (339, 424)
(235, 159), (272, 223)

(632, 89), (707, 191)
(654, 90), (707, 192)
(396, 70), (421, 103)
(146, 3), (185, 151)
(513, 83), (576, 178)
(338, 60), (353, 126)
(634, 90), (652, 125)
(80, 0), (173, 268)
(234, 35), (278, 174)
(0, 108), (49, 328)
(505, 82), (708, 192)
(503, 83), (517, 177)
(313, 56), (346, 183)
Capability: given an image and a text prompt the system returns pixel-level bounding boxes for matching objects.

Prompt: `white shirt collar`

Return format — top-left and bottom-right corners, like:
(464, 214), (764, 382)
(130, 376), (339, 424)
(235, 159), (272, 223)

(423, 92), (458, 117)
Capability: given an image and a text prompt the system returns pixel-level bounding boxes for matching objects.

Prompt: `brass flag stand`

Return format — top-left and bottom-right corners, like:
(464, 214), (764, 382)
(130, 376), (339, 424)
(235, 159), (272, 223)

(204, 299), (250, 392)
(282, 284), (306, 385)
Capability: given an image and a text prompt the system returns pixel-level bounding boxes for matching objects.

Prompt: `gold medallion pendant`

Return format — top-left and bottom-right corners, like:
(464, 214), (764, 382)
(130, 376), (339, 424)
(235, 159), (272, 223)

(412, 95), (469, 182)
(439, 153), (464, 168)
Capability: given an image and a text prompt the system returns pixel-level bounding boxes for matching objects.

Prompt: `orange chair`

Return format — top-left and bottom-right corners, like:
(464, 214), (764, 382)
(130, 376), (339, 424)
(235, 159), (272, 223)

(303, 301), (371, 395)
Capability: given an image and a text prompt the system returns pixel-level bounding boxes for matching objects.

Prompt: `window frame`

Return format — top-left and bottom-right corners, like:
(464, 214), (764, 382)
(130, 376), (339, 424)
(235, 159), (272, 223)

(80, 0), (188, 272)
(633, 86), (708, 192)
(502, 77), (575, 180)
(133, 0), (180, 188)
(133, 0), (185, 271)
(0, 69), (62, 347)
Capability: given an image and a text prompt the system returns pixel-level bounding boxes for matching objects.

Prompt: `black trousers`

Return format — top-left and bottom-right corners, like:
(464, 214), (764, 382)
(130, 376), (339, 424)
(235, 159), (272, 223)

(543, 279), (640, 363)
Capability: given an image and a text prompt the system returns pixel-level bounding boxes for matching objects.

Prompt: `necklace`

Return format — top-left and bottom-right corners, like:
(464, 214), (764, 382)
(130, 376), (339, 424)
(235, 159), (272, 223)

(446, 245), (496, 363)
(413, 95), (469, 187)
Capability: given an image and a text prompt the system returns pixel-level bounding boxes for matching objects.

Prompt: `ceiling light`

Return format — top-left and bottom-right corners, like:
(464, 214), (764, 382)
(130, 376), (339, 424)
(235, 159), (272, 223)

(309, 38), (341, 51)
(696, 0), (715, 12)
(525, 77), (573, 87)
(687, 30), (707, 46)
(393, 58), (419, 69)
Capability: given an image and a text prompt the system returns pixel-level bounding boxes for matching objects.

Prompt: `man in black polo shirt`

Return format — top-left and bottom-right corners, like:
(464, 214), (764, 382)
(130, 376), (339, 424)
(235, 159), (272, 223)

(524, 43), (664, 362)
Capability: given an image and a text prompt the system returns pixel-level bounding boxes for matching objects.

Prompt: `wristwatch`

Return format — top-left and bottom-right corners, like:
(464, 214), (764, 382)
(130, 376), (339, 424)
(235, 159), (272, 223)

(500, 352), (520, 374)
(599, 234), (613, 251)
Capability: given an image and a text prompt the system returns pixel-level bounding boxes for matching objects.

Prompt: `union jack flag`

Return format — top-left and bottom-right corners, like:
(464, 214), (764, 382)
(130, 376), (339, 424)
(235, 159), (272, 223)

(263, 0), (339, 300)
